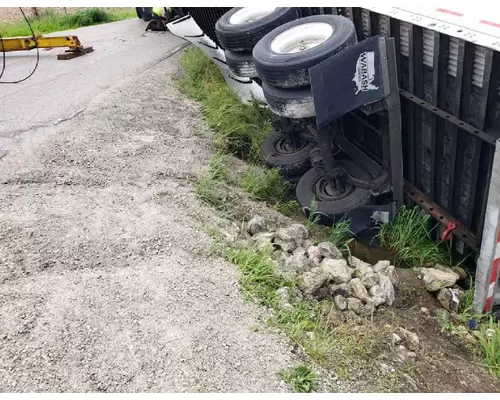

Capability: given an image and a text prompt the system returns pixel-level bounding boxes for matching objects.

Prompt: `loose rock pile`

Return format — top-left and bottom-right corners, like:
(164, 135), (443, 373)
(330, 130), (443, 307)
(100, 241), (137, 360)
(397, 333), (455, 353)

(419, 265), (465, 312)
(246, 215), (398, 316)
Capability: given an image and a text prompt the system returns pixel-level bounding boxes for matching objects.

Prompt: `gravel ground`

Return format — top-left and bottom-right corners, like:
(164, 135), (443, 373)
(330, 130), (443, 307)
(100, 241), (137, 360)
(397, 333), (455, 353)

(0, 48), (299, 392)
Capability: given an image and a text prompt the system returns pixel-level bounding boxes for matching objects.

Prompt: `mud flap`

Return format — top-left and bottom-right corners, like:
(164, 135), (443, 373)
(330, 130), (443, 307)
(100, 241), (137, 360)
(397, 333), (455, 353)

(166, 15), (265, 103)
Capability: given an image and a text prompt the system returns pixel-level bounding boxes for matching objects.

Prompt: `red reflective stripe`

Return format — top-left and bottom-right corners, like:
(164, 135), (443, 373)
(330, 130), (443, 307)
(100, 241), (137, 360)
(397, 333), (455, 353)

(480, 20), (500, 28)
(436, 8), (464, 17)
(484, 296), (493, 312)
(491, 258), (500, 285)
(497, 228), (500, 243)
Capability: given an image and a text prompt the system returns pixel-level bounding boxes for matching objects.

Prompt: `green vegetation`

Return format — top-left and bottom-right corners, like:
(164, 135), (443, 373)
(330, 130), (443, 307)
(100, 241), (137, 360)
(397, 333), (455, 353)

(475, 316), (500, 378)
(241, 166), (293, 204)
(436, 309), (454, 334)
(275, 200), (303, 217)
(179, 48), (273, 162)
(328, 220), (354, 255)
(378, 206), (448, 268)
(0, 8), (136, 37)
(195, 175), (235, 213)
(280, 364), (318, 393)
(227, 246), (288, 307)
(207, 153), (231, 183)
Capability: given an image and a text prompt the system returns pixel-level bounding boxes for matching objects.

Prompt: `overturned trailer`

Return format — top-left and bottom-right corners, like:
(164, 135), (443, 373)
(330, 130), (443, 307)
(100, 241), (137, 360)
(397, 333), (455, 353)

(169, 6), (500, 315)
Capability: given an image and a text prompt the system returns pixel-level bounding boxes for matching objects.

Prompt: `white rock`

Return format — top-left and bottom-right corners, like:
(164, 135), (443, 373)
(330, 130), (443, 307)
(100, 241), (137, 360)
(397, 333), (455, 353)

(350, 257), (374, 280)
(298, 268), (325, 295)
(392, 333), (402, 344)
(276, 287), (294, 311)
(317, 242), (343, 259)
(361, 271), (379, 289)
(347, 297), (365, 315)
(252, 232), (275, 250)
(320, 258), (352, 283)
(373, 297), (386, 307)
(334, 294), (347, 311)
(385, 265), (400, 287)
(349, 256), (373, 270)
(285, 254), (311, 275)
(276, 224), (309, 242)
(420, 307), (429, 315)
(306, 246), (321, 259)
(437, 287), (462, 313)
(399, 328), (420, 351)
(350, 278), (370, 302)
(373, 260), (391, 273)
(396, 345), (417, 363)
(247, 215), (266, 235)
(422, 268), (460, 291)
(302, 239), (314, 250)
(378, 274), (395, 306)
(347, 297), (373, 316)
(293, 247), (306, 256)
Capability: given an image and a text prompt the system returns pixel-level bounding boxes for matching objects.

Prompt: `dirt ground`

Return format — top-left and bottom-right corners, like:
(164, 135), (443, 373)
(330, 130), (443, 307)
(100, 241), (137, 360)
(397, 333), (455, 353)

(360, 269), (500, 392)
(0, 49), (300, 392)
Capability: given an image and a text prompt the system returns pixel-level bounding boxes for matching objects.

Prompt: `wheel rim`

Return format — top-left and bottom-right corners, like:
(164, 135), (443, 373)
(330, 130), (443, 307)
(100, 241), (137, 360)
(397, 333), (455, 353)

(312, 173), (354, 202)
(270, 22), (334, 54)
(229, 7), (276, 24)
(273, 136), (308, 155)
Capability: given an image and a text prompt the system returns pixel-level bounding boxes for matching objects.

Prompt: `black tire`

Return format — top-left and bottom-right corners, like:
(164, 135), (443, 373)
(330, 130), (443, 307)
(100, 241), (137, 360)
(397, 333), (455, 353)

(262, 83), (315, 118)
(216, 8), (299, 52)
(253, 15), (357, 88)
(296, 166), (371, 216)
(224, 50), (258, 78)
(261, 131), (314, 176)
(136, 7), (143, 19)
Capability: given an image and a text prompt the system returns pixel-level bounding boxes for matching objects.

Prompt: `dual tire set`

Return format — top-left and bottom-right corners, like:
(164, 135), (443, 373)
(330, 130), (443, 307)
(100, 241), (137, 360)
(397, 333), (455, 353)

(215, 8), (371, 217)
(216, 8), (357, 119)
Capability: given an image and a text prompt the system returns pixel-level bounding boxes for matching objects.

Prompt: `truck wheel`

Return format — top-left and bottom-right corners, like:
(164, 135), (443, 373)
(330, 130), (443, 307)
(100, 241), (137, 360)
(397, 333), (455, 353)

(253, 15), (357, 88)
(136, 7), (143, 19)
(262, 82), (315, 118)
(296, 166), (371, 216)
(261, 131), (314, 176)
(224, 50), (258, 78)
(216, 7), (298, 52)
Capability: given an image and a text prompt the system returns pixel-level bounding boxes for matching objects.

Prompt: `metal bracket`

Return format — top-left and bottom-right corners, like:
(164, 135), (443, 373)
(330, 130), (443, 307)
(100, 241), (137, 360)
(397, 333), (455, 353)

(404, 182), (478, 250)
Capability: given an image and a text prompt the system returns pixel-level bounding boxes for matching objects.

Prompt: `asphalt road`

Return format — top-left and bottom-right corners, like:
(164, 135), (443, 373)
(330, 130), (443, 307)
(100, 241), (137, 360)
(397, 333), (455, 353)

(0, 18), (187, 158)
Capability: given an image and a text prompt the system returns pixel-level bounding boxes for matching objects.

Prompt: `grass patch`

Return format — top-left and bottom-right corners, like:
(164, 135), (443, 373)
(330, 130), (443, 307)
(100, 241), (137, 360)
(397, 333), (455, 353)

(378, 206), (448, 268)
(475, 316), (500, 378)
(207, 153), (231, 183)
(275, 200), (303, 217)
(436, 309), (454, 334)
(195, 175), (234, 212)
(0, 8), (135, 37)
(227, 246), (287, 307)
(179, 48), (273, 162)
(241, 166), (293, 204)
(280, 364), (317, 393)
(328, 220), (354, 255)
